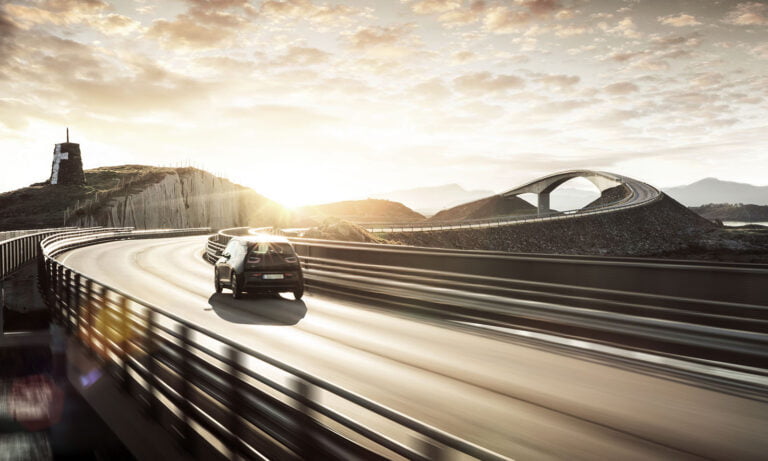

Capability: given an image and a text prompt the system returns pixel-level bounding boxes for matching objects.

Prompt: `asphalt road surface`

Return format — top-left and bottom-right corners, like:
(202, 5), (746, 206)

(59, 236), (768, 460)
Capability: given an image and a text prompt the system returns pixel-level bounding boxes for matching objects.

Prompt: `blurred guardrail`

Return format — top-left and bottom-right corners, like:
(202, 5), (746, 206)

(42, 229), (507, 460)
(207, 230), (768, 369)
(1, 227), (102, 281)
(0, 227), (78, 243)
(362, 180), (660, 233)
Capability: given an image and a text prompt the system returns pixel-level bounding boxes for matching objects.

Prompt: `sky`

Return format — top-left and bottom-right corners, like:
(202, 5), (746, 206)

(0, 0), (766, 207)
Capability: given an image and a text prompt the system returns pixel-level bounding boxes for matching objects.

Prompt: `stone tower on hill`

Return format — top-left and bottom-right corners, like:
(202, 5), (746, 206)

(50, 128), (85, 185)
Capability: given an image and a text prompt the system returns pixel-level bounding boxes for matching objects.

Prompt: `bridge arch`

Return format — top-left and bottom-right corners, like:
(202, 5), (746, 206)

(501, 170), (626, 215)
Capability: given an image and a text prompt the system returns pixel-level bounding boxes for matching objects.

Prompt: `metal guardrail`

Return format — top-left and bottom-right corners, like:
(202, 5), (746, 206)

(362, 179), (660, 233)
(205, 229), (768, 367)
(42, 229), (508, 460)
(1, 227), (98, 281)
(0, 227), (79, 243)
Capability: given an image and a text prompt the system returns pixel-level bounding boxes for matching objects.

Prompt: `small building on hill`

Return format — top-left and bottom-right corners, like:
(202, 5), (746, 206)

(50, 128), (85, 185)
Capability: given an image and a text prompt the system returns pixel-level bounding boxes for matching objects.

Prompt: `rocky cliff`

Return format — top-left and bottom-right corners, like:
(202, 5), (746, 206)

(69, 169), (281, 229)
(0, 166), (285, 231)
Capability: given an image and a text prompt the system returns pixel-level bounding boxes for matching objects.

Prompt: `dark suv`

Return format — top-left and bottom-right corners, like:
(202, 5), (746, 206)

(214, 235), (304, 300)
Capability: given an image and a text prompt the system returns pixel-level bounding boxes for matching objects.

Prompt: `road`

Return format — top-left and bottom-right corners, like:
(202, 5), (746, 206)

(59, 235), (768, 460)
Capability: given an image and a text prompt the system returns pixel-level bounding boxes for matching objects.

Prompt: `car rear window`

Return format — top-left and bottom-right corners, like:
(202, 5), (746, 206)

(249, 242), (295, 255)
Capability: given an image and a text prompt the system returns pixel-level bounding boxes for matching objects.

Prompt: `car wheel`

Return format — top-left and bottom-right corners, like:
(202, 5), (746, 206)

(231, 273), (242, 299)
(214, 272), (222, 294)
(293, 281), (304, 301)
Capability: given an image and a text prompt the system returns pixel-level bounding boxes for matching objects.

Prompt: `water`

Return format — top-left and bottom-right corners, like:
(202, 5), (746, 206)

(723, 221), (768, 227)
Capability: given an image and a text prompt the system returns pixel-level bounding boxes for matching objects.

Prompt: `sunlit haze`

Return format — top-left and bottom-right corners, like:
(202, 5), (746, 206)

(1, 0), (767, 206)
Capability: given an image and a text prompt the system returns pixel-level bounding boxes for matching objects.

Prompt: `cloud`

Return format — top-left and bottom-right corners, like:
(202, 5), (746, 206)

(409, 78), (452, 102)
(453, 71), (525, 94)
(554, 24), (590, 36)
(658, 13), (701, 27)
(89, 13), (141, 35)
(599, 17), (642, 38)
(2, 0), (110, 29)
(0, 8), (18, 61)
(346, 24), (422, 59)
(452, 50), (475, 63)
(750, 43), (768, 59)
(482, 0), (565, 33)
(259, 0), (358, 24)
(604, 81), (639, 95)
(436, 0), (486, 27)
(147, 8), (246, 49)
(349, 24), (413, 48)
(536, 74), (580, 88)
(723, 2), (768, 26)
(483, 6), (532, 33)
(409, 0), (461, 14)
(273, 46), (330, 66)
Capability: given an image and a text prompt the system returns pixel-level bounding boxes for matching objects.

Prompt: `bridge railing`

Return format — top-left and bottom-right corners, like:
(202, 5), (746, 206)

(42, 229), (508, 460)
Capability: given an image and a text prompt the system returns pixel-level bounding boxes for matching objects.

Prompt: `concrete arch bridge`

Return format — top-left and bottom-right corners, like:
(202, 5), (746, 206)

(365, 170), (661, 233)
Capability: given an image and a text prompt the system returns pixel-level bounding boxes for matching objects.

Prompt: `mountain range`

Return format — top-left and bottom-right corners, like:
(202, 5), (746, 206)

(663, 178), (768, 207)
(369, 184), (494, 216)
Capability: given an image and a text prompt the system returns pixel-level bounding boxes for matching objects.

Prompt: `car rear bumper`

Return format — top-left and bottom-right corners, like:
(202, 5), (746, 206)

(243, 271), (302, 290)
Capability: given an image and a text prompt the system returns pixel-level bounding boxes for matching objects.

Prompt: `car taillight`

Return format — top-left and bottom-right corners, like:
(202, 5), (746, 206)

(284, 256), (297, 263)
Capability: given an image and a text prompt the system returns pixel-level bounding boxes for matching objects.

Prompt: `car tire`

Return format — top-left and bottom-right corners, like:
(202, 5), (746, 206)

(231, 273), (242, 299)
(293, 281), (304, 301)
(214, 272), (223, 294)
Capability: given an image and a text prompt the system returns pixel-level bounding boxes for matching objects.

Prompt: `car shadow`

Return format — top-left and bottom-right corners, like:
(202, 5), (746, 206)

(207, 293), (307, 326)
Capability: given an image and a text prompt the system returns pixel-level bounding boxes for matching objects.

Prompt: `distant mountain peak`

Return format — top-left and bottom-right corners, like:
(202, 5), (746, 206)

(663, 178), (768, 207)
(369, 183), (495, 215)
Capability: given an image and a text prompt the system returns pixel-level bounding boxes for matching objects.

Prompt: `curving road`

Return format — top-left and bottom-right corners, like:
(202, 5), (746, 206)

(58, 236), (768, 460)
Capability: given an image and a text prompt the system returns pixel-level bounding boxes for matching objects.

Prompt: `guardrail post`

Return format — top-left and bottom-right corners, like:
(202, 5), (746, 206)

(227, 347), (244, 459)
(145, 309), (160, 421)
(119, 296), (131, 393)
(83, 279), (93, 348)
(177, 324), (196, 454)
(74, 274), (81, 336)
(94, 285), (107, 358)
(55, 264), (63, 323)
(291, 378), (315, 458)
(65, 269), (73, 334)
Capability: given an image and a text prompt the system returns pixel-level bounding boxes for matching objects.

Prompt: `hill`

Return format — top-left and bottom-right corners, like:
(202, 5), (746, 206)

(301, 219), (391, 243)
(663, 178), (768, 207)
(369, 184), (494, 216)
(427, 195), (536, 222)
(0, 165), (286, 231)
(294, 199), (425, 225)
(691, 204), (768, 222)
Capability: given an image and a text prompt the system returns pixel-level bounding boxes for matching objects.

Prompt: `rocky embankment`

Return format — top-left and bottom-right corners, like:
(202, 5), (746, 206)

(301, 219), (389, 243)
(386, 194), (718, 256)
(583, 185), (630, 210)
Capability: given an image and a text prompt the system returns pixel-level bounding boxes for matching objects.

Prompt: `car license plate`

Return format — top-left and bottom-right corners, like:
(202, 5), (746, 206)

(263, 274), (284, 280)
